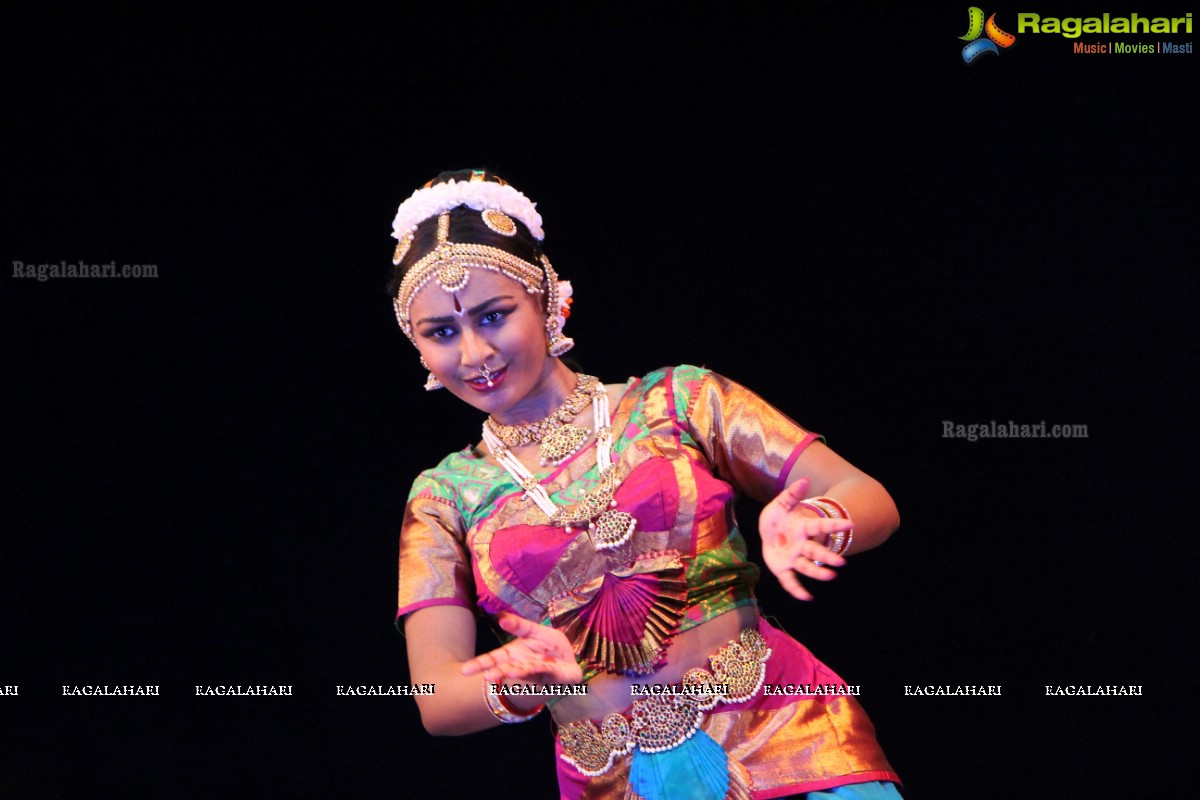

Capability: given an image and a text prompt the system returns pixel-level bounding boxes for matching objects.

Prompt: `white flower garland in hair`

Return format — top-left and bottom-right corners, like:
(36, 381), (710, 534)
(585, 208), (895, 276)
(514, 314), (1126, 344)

(390, 179), (545, 241)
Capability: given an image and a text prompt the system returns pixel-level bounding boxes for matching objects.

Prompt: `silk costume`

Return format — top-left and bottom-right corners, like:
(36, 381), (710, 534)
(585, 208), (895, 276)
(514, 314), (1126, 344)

(396, 366), (900, 799)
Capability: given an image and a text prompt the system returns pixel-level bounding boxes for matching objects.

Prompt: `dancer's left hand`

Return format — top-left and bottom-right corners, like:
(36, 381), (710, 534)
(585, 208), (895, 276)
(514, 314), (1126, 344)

(760, 477), (851, 601)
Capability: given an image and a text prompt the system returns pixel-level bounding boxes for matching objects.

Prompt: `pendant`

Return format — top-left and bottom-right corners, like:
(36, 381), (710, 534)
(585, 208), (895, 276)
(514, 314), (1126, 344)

(539, 423), (590, 465)
(591, 510), (637, 550)
(571, 476), (617, 521)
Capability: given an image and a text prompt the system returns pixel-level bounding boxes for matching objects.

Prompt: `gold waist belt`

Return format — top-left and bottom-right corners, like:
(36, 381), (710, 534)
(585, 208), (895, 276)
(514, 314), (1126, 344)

(557, 629), (772, 777)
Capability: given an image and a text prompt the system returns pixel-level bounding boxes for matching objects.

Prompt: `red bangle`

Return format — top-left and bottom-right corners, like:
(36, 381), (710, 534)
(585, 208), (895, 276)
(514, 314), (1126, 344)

(802, 496), (853, 557)
(484, 682), (544, 723)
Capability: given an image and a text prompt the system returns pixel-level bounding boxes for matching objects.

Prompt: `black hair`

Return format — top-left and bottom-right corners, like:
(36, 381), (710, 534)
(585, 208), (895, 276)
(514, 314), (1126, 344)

(384, 169), (546, 299)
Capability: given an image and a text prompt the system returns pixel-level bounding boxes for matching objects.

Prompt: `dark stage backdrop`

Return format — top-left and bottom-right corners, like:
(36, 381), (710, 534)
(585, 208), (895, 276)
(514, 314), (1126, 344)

(3, 7), (1194, 799)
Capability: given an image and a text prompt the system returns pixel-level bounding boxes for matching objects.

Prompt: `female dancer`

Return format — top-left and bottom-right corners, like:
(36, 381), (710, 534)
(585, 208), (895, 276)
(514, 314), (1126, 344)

(389, 169), (903, 800)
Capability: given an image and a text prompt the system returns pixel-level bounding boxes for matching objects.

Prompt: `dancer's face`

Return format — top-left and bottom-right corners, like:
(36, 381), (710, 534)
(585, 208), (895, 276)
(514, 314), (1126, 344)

(410, 270), (556, 422)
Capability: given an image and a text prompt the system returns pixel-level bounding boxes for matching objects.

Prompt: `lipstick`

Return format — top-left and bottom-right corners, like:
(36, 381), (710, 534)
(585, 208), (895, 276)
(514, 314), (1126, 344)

(466, 366), (506, 392)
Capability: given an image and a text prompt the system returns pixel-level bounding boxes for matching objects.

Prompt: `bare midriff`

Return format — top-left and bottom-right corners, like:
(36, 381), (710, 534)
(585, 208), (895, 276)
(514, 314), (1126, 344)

(551, 605), (759, 724)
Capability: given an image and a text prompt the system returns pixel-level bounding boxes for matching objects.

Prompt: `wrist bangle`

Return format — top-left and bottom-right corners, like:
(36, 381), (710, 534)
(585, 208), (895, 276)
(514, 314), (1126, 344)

(796, 501), (828, 519)
(802, 496), (854, 557)
(484, 682), (544, 723)
(812, 496), (849, 522)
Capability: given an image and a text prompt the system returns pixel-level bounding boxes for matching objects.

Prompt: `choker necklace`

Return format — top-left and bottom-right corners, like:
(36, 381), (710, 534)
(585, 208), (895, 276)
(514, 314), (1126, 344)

(482, 377), (636, 550)
(485, 373), (601, 466)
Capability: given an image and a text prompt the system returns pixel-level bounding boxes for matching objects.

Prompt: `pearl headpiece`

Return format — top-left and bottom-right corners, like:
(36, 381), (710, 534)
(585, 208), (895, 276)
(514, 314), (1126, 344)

(391, 177), (545, 242)
(390, 172), (574, 356)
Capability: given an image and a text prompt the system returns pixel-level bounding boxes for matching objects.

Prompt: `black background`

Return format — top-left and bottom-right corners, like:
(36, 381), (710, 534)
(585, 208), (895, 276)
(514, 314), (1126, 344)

(3, 6), (1195, 798)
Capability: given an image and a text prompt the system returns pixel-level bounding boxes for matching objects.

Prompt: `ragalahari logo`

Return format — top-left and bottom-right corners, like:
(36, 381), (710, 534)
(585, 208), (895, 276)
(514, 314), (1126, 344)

(960, 7), (1017, 62)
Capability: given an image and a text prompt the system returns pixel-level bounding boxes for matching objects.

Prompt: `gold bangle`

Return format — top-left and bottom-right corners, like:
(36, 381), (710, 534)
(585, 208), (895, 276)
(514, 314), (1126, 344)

(803, 496), (854, 558)
(812, 496), (850, 521)
(483, 682), (544, 724)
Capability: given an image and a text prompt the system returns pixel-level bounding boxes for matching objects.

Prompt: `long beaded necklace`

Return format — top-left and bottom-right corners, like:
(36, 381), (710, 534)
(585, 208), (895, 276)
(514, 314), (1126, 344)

(481, 375), (636, 550)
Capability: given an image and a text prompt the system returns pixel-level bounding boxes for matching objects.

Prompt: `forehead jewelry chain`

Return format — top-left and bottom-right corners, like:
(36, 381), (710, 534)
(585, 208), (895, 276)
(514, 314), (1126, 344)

(481, 380), (634, 551)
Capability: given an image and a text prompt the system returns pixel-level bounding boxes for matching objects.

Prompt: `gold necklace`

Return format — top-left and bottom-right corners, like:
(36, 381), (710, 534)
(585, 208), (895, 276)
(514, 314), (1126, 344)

(485, 373), (600, 466)
(481, 379), (636, 551)
(549, 468), (636, 549)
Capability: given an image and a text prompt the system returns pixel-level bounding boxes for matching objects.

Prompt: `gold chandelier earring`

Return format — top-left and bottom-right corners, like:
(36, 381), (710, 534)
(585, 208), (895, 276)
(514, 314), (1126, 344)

(541, 254), (575, 357)
(420, 357), (443, 391)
